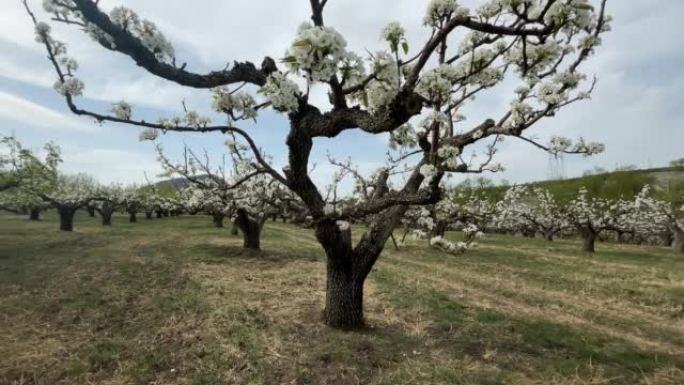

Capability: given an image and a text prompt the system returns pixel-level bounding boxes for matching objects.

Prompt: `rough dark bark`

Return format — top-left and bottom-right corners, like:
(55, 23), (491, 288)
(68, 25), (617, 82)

(86, 205), (96, 217)
(325, 258), (365, 329)
(129, 212), (137, 223)
(156, 210), (163, 218)
(58, 206), (76, 231)
(212, 212), (224, 228)
(28, 208), (41, 221)
(315, 219), (365, 328)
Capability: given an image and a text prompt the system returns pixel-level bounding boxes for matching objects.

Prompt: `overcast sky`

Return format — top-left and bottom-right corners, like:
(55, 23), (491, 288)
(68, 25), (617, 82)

(1, 0), (682, 189)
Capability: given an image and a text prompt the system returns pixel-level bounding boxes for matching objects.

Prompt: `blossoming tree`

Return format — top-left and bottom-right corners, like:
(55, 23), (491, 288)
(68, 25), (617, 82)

(633, 186), (684, 253)
(157, 145), (281, 250)
(0, 136), (97, 230)
(565, 187), (637, 252)
(0, 137), (51, 219)
(122, 185), (143, 222)
(27, 0), (610, 328)
(495, 185), (568, 240)
(92, 184), (123, 226)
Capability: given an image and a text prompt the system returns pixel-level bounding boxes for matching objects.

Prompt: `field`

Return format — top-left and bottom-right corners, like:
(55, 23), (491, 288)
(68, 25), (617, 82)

(1, 212), (683, 385)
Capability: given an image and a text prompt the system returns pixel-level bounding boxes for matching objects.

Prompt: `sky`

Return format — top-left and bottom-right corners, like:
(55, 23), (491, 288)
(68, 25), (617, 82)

(1, 0), (682, 190)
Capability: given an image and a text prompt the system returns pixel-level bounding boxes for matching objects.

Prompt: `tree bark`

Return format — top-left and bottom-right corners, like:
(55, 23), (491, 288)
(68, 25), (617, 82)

(86, 205), (96, 217)
(101, 211), (113, 226)
(156, 210), (163, 218)
(580, 229), (597, 253)
(145, 211), (153, 220)
(212, 212), (224, 228)
(28, 208), (41, 221)
(324, 257), (364, 329)
(316, 219), (366, 329)
(58, 206), (76, 231)
(129, 211), (137, 223)
(234, 208), (264, 250)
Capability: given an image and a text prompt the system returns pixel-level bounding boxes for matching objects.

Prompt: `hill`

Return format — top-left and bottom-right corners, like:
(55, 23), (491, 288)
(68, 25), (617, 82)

(464, 166), (684, 204)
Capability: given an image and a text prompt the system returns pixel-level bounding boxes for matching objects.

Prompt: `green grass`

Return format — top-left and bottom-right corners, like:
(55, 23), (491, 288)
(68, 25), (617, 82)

(1, 211), (683, 384)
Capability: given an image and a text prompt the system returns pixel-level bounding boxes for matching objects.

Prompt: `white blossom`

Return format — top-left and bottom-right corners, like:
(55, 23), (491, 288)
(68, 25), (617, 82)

(419, 164), (436, 179)
(138, 128), (158, 141)
(53, 78), (84, 96)
(111, 100), (132, 120)
(424, 0), (468, 27)
(212, 88), (257, 120)
(284, 22), (347, 82)
(363, 51), (400, 111)
(34, 22), (51, 43)
(261, 73), (301, 113)
(381, 21), (406, 52)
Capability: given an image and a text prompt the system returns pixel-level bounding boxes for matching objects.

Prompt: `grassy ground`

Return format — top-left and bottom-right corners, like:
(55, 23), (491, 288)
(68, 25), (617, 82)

(1, 211), (683, 385)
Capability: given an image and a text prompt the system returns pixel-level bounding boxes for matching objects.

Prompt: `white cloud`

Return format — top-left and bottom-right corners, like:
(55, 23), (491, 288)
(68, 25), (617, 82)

(60, 147), (163, 185)
(0, 91), (97, 133)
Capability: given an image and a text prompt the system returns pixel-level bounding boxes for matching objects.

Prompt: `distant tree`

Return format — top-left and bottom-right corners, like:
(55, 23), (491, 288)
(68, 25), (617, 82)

(93, 184), (123, 226)
(633, 186), (684, 253)
(669, 158), (684, 168)
(495, 185), (568, 241)
(565, 187), (634, 252)
(122, 185), (143, 222)
(158, 146), (286, 250)
(28, 0), (611, 329)
(0, 136), (97, 230)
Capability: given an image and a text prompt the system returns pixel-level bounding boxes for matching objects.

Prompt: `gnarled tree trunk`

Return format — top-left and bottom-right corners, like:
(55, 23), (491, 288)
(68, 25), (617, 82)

(58, 206), (76, 231)
(316, 219), (365, 329)
(129, 211), (137, 223)
(86, 205), (96, 217)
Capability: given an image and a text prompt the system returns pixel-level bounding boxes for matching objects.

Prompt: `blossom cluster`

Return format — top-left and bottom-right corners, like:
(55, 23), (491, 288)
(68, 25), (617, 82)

(211, 88), (257, 121)
(284, 22), (347, 82)
(261, 73), (301, 113)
